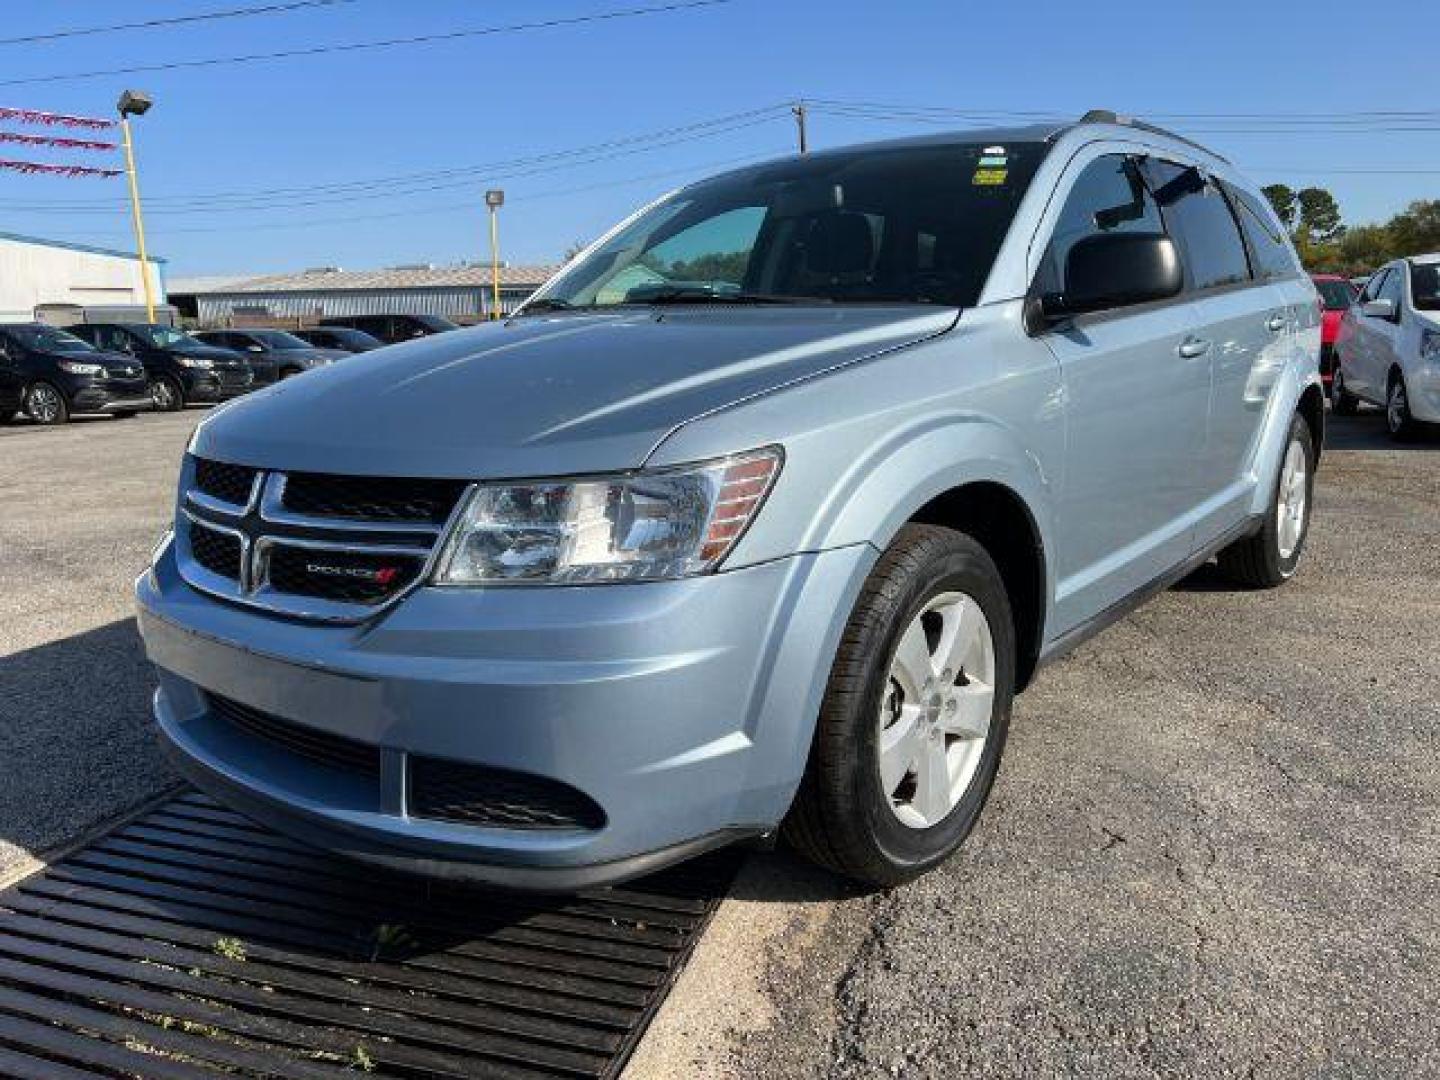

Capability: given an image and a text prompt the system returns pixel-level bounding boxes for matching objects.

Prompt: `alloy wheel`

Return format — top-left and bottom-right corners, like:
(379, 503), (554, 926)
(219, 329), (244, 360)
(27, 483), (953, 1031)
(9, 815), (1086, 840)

(1275, 437), (1308, 560)
(26, 384), (61, 423)
(151, 380), (176, 410)
(878, 591), (996, 829)
(1387, 380), (1408, 435)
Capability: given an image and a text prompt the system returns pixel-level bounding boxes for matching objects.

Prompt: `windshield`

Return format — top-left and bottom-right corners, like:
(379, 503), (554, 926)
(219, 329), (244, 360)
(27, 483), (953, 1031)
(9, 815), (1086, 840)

(8, 325), (95, 353)
(134, 325), (199, 349)
(1314, 279), (1355, 311)
(249, 330), (312, 350)
(1410, 262), (1440, 311)
(532, 142), (1044, 311)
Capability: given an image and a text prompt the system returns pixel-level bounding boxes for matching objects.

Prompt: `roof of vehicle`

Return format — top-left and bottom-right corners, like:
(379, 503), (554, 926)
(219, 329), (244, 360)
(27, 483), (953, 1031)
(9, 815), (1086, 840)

(693, 111), (1230, 188)
(1408, 252), (1440, 265)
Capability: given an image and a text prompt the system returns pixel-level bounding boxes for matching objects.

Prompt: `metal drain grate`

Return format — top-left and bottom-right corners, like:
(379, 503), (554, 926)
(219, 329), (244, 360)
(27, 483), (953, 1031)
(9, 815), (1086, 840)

(0, 791), (738, 1078)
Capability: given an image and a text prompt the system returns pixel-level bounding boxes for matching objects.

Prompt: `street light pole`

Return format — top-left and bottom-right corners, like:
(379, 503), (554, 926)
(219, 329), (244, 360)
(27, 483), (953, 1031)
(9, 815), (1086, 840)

(117, 90), (156, 323)
(485, 189), (505, 320)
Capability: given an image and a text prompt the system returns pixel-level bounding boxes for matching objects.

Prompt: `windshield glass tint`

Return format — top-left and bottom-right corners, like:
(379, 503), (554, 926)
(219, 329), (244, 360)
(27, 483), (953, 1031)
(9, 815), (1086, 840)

(9, 326), (95, 352)
(1410, 263), (1440, 311)
(1315, 279), (1355, 310)
(136, 325), (197, 348)
(537, 142), (1044, 309)
(250, 330), (311, 349)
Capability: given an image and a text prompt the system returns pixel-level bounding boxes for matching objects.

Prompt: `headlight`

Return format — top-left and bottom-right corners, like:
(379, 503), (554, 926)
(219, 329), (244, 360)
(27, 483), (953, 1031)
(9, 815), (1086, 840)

(176, 356), (213, 369)
(1421, 329), (1440, 364)
(433, 447), (783, 585)
(57, 360), (103, 375)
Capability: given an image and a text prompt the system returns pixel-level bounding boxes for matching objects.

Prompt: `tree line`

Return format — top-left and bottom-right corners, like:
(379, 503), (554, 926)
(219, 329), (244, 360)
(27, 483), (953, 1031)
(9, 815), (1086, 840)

(1262, 184), (1440, 276)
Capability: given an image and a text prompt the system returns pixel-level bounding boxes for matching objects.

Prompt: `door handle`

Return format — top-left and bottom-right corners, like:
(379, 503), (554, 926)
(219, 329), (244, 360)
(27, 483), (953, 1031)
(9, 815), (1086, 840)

(1266, 314), (1288, 332)
(1177, 337), (1212, 359)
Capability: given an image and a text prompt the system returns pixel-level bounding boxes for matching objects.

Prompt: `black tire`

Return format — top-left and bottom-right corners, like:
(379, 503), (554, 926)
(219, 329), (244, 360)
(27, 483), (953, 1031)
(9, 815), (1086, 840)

(1386, 370), (1421, 441)
(782, 524), (1016, 887)
(1330, 367), (1359, 416)
(0, 409), (16, 424)
(151, 376), (185, 412)
(1217, 413), (1314, 588)
(23, 381), (69, 425)
(113, 410), (138, 419)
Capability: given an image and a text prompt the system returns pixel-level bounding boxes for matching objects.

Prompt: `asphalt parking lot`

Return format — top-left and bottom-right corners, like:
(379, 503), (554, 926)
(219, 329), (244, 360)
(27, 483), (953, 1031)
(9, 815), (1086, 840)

(2, 405), (1437, 1078)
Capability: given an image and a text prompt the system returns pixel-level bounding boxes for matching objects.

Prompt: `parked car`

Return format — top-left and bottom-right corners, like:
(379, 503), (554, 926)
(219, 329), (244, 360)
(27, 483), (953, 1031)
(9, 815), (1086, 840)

(192, 329), (348, 384)
(0, 323), (151, 424)
(318, 313), (458, 344)
(138, 113), (1323, 889)
(1311, 273), (1357, 386)
(69, 322), (252, 411)
(1332, 254), (1440, 438)
(292, 326), (384, 353)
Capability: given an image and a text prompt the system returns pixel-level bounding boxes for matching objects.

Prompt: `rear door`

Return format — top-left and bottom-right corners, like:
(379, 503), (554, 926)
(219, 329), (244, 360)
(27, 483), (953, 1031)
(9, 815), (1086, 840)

(0, 332), (24, 413)
(1368, 264), (1407, 392)
(1145, 161), (1280, 545)
(1348, 268), (1392, 401)
(1031, 151), (1210, 629)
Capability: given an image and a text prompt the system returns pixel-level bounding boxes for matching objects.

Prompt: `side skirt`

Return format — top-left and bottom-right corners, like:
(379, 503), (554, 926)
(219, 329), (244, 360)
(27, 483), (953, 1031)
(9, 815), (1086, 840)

(1035, 514), (1263, 671)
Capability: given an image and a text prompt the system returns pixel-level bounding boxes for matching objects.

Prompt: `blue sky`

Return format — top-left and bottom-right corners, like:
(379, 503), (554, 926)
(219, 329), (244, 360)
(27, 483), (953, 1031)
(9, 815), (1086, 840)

(0, 0), (1434, 276)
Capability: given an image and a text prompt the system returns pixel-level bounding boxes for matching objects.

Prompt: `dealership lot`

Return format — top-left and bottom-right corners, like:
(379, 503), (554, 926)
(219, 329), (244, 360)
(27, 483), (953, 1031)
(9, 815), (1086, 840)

(1, 407), (1437, 1076)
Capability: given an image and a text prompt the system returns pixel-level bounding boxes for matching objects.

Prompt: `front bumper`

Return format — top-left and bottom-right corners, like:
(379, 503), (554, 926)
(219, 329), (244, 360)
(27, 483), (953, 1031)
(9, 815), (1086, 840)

(137, 540), (874, 888)
(69, 377), (153, 414)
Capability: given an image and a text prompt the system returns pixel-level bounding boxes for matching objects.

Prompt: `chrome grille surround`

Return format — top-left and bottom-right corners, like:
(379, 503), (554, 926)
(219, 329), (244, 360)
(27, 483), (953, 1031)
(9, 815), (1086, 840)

(176, 457), (473, 624)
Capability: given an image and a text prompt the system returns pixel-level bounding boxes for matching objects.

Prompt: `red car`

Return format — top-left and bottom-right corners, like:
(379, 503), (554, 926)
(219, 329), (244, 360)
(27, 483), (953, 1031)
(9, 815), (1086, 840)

(1312, 273), (1358, 387)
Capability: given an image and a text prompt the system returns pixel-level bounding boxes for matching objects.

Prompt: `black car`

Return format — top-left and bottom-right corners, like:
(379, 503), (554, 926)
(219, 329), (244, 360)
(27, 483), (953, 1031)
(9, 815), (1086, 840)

(0, 323), (152, 425)
(292, 326), (384, 353)
(69, 323), (252, 411)
(317, 313), (458, 344)
(192, 329), (348, 385)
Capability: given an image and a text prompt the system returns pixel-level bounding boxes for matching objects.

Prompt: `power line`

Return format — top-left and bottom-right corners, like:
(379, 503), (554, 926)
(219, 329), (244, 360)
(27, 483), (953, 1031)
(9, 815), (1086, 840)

(0, 0), (736, 87)
(0, 0), (358, 47)
(0, 104), (794, 212)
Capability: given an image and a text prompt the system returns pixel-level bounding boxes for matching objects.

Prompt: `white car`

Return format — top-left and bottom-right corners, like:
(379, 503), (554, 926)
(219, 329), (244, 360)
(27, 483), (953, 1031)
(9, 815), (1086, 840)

(1333, 254), (1440, 438)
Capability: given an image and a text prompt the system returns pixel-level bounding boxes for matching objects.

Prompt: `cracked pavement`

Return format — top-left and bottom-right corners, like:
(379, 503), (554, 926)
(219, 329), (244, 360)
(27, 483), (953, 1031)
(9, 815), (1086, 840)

(632, 411), (1440, 1080)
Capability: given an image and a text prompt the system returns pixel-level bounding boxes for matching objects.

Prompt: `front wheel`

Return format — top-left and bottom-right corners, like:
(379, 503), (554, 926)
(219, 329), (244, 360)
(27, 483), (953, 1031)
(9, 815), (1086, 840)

(1331, 367), (1359, 416)
(23, 382), (69, 425)
(1386, 374), (1421, 441)
(782, 524), (1015, 887)
(151, 376), (184, 412)
(1217, 414), (1314, 588)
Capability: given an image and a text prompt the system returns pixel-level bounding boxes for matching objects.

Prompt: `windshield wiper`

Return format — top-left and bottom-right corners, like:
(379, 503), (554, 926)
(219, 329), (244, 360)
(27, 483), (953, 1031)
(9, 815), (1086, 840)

(639, 286), (831, 306)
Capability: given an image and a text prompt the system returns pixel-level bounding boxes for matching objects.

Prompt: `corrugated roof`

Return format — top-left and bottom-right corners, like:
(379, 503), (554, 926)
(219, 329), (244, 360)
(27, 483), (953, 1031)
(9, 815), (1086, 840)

(0, 230), (165, 264)
(171, 263), (557, 295)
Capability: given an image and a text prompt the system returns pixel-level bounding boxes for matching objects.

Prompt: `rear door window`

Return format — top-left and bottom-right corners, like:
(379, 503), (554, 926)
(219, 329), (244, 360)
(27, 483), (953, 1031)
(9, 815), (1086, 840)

(1228, 186), (1300, 282)
(1146, 162), (1252, 292)
(1033, 153), (1165, 298)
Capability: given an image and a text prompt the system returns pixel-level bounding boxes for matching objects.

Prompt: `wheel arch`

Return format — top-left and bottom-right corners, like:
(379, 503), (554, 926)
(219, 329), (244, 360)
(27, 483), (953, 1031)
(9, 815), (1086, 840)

(1297, 382), (1325, 464)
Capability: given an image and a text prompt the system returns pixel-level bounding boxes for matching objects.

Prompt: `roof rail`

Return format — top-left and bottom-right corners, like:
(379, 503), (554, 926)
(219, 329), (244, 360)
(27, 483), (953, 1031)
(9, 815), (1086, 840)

(1075, 109), (1230, 165)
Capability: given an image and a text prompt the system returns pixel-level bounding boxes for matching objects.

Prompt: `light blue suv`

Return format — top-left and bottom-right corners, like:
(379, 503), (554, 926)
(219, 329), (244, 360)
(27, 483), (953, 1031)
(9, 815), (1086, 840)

(138, 112), (1324, 888)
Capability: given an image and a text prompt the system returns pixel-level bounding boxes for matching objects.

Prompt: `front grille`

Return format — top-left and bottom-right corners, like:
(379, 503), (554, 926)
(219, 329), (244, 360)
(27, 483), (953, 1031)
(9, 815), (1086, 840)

(409, 756), (607, 831)
(193, 458), (258, 506)
(282, 472), (468, 524)
(188, 521), (241, 580)
(208, 693), (380, 777)
(266, 545), (424, 605)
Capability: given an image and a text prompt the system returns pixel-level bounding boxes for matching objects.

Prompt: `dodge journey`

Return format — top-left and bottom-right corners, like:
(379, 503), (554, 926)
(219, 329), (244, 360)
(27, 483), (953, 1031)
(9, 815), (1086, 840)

(138, 111), (1323, 888)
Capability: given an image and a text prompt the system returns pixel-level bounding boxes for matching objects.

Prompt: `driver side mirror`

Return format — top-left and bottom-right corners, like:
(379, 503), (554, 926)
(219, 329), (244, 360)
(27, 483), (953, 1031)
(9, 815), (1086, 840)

(1362, 298), (1396, 321)
(1041, 232), (1184, 321)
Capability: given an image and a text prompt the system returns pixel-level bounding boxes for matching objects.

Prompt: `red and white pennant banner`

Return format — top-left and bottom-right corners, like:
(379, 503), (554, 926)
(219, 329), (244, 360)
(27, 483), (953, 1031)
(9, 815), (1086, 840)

(0, 158), (122, 178)
(0, 105), (115, 130)
(0, 130), (117, 152)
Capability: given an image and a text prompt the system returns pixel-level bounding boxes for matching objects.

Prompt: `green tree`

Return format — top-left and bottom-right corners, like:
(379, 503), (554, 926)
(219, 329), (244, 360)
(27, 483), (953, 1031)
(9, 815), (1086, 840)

(1387, 200), (1440, 255)
(1297, 187), (1343, 243)
(1262, 184), (1298, 231)
(561, 239), (588, 262)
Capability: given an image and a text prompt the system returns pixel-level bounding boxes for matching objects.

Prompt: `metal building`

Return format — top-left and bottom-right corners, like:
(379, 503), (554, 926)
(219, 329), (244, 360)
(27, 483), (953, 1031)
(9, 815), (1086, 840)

(169, 263), (558, 325)
(0, 231), (166, 322)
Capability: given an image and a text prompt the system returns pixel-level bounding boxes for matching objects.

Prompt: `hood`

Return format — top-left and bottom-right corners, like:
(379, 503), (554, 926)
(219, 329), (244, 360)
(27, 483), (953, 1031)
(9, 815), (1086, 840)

(284, 347), (350, 364)
(192, 306), (955, 478)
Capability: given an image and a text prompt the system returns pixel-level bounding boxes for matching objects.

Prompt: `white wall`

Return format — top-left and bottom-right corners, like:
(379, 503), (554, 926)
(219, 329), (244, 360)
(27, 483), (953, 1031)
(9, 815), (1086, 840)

(0, 235), (164, 321)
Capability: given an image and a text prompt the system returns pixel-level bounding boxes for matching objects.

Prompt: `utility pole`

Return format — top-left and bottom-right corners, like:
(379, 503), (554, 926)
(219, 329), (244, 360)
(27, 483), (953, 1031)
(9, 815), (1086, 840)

(792, 101), (808, 154)
(484, 189), (505, 320)
(117, 89), (156, 323)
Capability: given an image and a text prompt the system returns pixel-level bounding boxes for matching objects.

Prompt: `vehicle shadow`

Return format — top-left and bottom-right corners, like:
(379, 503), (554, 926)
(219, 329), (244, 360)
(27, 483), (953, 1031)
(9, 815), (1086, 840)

(0, 619), (177, 866)
(1325, 407), (1440, 451)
